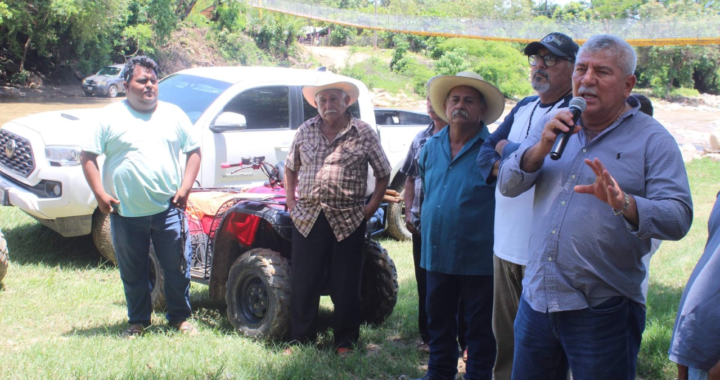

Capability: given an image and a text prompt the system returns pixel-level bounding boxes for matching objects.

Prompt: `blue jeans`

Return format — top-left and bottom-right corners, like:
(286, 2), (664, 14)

(110, 204), (192, 326)
(512, 296), (645, 380)
(689, 367), (708, 380)
(426, 271), (495, 380)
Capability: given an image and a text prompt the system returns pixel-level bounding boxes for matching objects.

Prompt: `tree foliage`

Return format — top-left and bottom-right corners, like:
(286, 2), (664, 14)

(0, 0), (718, 100)
(434, 39), (533, 97)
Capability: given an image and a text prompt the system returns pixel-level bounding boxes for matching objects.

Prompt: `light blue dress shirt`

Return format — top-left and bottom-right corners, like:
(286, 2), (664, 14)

(497, 98), (693, 312)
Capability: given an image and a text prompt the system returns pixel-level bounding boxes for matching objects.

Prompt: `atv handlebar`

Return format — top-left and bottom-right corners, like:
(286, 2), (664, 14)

(221, 156), (282, 188)
(221, 156), (266, 169)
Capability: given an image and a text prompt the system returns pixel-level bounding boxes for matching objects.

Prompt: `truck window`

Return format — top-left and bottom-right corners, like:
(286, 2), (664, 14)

(302, 95), (360, 123)
(159, 74), (232, 124)
(224, 86), (290, 130)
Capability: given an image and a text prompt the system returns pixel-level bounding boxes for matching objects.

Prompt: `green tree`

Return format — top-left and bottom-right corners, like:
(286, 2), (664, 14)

(390, 34), (409, 71)
(0, 0), (131, 73)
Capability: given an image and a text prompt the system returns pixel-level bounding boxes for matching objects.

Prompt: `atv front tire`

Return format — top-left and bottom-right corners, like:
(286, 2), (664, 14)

(360, 240), (398, 325)
(226, 248), (291, 340)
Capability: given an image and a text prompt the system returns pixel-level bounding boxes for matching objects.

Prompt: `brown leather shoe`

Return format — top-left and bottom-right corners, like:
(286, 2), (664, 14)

(120, 324), (144, 339)
(172, 321), (199, 336)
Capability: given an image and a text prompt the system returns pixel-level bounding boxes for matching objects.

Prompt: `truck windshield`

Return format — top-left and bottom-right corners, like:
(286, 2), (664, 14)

(159, 74), (232, 124)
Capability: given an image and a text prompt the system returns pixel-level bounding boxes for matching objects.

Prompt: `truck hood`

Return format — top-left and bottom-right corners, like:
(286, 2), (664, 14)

(84, 74), (114, 83)
(8, 109), (103, 146)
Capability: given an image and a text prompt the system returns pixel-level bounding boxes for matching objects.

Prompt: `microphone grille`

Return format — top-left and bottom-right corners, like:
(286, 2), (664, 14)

(569, 97), (586, 111)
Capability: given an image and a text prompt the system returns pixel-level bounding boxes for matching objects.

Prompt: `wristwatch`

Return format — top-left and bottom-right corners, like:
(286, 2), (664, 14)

(613, 192), (631, 216)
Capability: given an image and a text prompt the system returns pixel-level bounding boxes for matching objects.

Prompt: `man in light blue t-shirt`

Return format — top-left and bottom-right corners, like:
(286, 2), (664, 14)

(81, 56), (202, 338)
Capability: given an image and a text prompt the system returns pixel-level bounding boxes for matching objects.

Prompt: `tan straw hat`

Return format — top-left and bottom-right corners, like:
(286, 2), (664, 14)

(428, 71), (505, 124)
(302, 73), (360, 108)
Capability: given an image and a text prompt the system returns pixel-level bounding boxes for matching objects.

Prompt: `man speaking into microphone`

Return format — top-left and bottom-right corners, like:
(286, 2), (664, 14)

(497, 34), (693, 379)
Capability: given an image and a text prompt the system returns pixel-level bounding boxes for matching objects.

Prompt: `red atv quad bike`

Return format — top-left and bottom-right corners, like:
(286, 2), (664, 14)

(148, 156), (398, 340)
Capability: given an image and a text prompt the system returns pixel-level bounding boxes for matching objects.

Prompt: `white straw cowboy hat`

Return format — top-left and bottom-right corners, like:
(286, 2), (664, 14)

(302, 73), (360, 108)
(428, 71), (505, 124)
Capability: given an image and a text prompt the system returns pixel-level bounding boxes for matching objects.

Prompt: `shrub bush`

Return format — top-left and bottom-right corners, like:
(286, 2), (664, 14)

(670, 87), (700, 98)
(433, 39), (533, 98)
(434, 48), (471, 76)
(340, 56), (411, 94)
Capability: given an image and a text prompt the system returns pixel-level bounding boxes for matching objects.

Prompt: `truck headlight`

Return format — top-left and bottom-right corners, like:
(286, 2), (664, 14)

(45, 146), (81, 166)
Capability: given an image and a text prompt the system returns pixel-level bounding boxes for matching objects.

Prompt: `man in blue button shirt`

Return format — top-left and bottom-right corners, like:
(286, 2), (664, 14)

(498, 34), (693, 380)
(412, 71), (505, 380)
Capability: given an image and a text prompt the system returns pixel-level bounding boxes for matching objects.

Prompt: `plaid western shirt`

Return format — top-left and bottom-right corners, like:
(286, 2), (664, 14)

(286, 113), (391, 241)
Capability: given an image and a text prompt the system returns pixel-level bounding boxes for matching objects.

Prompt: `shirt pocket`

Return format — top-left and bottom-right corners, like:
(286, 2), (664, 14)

(341, 139), (366, 168)
(299, 139), (318, 164)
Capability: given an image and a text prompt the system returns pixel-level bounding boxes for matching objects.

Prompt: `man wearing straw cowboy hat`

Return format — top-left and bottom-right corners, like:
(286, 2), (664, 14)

(284, 73), (391, 355)
(412, 71), (505, 380)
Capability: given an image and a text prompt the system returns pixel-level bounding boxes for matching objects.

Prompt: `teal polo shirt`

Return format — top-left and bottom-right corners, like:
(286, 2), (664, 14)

(418, 124), (495, 276)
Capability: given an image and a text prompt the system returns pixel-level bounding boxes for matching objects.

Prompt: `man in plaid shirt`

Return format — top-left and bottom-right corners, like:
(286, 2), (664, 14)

(285, 73), (391, 355)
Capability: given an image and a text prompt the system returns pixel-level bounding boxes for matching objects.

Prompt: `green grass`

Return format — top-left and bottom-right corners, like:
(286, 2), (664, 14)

(0, 158), (718, 379)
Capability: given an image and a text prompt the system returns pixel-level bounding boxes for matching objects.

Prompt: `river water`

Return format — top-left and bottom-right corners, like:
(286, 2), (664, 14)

(0, 98), (121, 126)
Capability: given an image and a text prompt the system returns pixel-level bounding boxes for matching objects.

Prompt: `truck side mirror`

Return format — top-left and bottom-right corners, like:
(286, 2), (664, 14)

(210, 112), (247, 133)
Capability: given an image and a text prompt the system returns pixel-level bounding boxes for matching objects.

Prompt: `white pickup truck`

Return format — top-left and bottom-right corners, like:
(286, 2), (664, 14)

(0, 67), (428, 262)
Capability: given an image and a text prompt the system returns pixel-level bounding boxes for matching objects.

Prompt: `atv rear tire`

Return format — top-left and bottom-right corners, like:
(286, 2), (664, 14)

(387, 185), (411, 241)
(361, 240), (398, 325)
(0, 229), (9, 283)
(92, 210), (117, 264)
(149, 245), (166, 311)
(226, 248), (291, 340)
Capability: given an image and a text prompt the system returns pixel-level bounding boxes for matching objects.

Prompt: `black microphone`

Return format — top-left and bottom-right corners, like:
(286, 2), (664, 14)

(550, 97), (586, 160)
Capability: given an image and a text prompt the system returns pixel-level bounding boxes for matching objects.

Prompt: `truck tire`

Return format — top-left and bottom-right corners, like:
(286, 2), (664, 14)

(387, 184), (411, 241)
(92, 210), (117, 264)
(149, 245), (166, 311)
(226, 248), (291, 340)
(0, 229), (9, 283)
(92, 210), (165, 310)
(361, 240), (398, 325)
(107, 85), (118, 98)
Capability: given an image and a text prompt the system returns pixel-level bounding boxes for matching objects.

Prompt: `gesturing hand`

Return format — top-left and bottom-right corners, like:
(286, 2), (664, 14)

(574, 158), (625, 210)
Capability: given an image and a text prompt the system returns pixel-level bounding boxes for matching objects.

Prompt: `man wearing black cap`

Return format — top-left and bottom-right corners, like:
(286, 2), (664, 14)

(476, 32), (578, 380)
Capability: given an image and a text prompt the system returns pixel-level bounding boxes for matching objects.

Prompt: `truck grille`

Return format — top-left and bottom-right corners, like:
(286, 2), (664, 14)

(0, 129), (35, 177)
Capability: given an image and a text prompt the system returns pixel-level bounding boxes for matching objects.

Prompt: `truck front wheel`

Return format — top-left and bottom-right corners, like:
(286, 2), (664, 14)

(0, 229), (9, 283)
(387, 184), (411, 241)
(92, 210), (117, 264)
(92, 211), (168, 311)
(226, 248), (291, 340)
(149, 245), (166, 311)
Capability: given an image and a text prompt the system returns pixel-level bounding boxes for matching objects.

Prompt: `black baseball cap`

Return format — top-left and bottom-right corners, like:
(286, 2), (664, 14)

(524, 33), (579, 59)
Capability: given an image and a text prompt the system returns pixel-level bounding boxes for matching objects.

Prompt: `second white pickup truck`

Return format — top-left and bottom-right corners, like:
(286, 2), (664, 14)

(0, 67), (429, 262)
